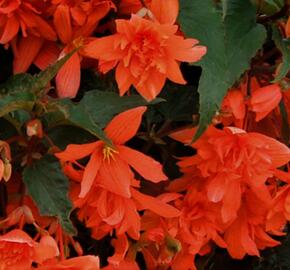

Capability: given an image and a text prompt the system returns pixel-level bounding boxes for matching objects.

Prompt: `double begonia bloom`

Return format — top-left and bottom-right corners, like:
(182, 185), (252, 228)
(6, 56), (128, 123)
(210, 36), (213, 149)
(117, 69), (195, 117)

(84, 14), (206, 101)
(172, 126), (290, 223)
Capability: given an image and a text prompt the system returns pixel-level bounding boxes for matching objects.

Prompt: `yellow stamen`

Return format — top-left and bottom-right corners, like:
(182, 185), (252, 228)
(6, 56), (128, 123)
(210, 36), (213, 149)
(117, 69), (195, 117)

(102, 146), (119, 162)
(73, 36), (84, 49)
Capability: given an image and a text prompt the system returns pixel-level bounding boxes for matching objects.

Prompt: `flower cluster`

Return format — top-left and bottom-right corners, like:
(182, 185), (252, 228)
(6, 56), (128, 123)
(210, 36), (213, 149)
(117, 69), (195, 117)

(0, 0), (289, 269)
(0, 0), (205, 100)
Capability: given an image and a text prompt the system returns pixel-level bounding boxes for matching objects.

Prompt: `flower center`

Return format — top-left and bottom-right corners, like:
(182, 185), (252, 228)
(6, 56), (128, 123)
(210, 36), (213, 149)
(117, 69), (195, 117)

(72, 36), (84, 49)
(102, 146), (118, 162)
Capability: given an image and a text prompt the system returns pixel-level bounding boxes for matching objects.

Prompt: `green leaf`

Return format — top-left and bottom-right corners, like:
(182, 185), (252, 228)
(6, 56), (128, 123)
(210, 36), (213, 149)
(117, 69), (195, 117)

(273, 27), (290, 82)
(0, 92), (35, 117)
(43, 90), (162, 146)
(47, 126), (95, 150)
(179, 0), (266, 140)
(251, 0), (284, 15)
(81, 90), (162, 127)
(156, 83), (199, 122)
(46, 99), (112, 146)
(23, 154), (75, 235)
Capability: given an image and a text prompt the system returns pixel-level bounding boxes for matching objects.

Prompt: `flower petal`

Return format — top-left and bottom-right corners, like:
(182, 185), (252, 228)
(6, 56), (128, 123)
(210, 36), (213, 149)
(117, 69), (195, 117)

(80, 148), (103, 198)
(53, 4), (72, 44)
(132, 189), (180, 217)
(13, 35), (43, 74)
(150, 0), (179, 24)
(105, 107), (147, 144)
(118, 145), (167, 182)
(55, 142), (99, 161)
(56, 51), (81, 98)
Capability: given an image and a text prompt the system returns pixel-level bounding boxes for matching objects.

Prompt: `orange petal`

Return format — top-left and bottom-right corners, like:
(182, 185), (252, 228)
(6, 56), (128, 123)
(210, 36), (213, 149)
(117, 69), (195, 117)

(29, 13), (57, 41)
(108, 234), (129, 266)
(132, 189), (180, 217)
(118, 145), (167, 182)
(115, 61), (135, 96)
(13, 35), (43, 74)
(249, 84), (282, 121)
(105, 106), (147, 144)
(54, 4), (72, 44)
(98, 157), (132, 198)
(34, 235), (59, 263)
(169, 127), (197, 144)
(150, 0), (179, 24)
(55, 142), (99, 161)
(221, 180), (241, 223)
(250, 133), (290, 167)
(56, 51), (81, 98)
(83, 35), (122, 60)
(34, 41), (61, 70)
(75, 3), (112, 37)
(135, 71), (166, 101)
(0, 15), (19, 44)
(79, 148), (103, 198)
(166, 58), (186, 84)
(118, 199), (140, 239)
(97, 191), (125, 225)
(227, 90), (246, 119)
(168, 37), (207, 63)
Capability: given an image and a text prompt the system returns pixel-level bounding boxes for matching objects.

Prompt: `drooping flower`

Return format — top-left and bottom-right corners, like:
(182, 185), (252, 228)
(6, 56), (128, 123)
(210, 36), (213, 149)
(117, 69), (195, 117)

(84, 14), (206, 101)
(56, 107), (180, 239)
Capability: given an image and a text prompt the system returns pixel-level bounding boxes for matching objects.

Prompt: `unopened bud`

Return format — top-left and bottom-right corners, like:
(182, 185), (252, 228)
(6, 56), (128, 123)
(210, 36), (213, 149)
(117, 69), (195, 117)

(26, 119), (43, 138)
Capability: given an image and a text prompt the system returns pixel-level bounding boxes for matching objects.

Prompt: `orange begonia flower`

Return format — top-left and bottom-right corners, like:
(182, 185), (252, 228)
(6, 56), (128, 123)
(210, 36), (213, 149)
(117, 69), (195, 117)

(0, 0), (56, 44)
(172, 126), (290, 223)
(56, 107), (180, 239)
(84, 14), (206, 101)
(56, 106), (167, 198)
(249, 83), (282, 122)
(0, 229), (36, 270)
(0, 229), (58, 270)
